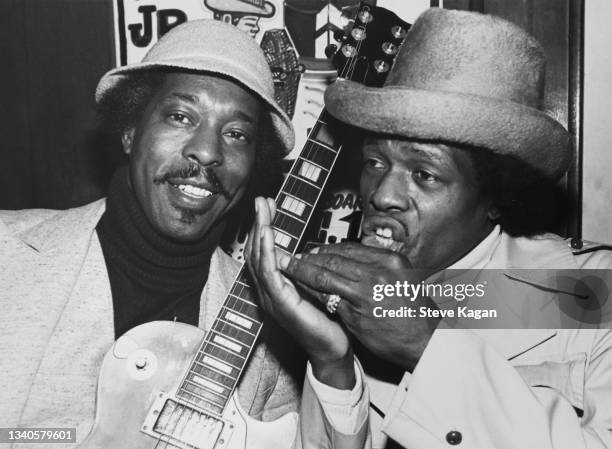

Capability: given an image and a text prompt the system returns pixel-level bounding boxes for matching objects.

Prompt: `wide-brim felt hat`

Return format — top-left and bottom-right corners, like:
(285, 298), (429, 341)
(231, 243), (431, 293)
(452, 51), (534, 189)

(96, 19), (294, 154)
(325, 8), (571, 179)
(205, 0), (275, 17)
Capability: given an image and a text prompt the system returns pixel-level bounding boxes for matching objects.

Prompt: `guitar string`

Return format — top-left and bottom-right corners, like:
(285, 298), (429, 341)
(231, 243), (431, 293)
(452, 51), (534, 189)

(154, 143), (338, 449)
(152, 11), (371, 449)
(186, 132), (334, 413)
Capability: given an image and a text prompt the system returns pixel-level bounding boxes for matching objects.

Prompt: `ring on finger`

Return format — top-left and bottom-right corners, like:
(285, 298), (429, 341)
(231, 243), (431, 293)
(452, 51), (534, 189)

(325, 294), (342, 315)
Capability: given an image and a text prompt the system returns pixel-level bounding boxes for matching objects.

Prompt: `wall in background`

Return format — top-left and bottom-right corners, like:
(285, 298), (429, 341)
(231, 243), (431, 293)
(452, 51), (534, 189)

(0, 0), (115, 210)
(583, 0), (612, 243)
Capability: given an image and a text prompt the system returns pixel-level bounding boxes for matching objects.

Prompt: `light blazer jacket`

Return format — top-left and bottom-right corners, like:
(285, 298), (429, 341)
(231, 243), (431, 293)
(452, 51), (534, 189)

(0, 199), (303, 446)
(301, 231), (612, 449)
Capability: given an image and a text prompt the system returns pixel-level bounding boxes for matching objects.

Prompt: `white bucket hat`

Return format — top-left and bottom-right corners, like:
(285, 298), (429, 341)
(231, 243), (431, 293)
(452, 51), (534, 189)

(96, 19), (294, 154)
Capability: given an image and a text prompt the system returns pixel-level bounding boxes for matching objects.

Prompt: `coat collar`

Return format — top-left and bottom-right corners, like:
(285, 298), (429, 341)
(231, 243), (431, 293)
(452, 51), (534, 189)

(439, 229), (586, 360)
(18, 199), (106, 253)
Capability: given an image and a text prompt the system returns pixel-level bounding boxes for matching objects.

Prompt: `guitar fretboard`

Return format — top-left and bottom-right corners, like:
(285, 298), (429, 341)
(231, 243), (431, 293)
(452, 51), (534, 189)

(177, 110), (344, 414)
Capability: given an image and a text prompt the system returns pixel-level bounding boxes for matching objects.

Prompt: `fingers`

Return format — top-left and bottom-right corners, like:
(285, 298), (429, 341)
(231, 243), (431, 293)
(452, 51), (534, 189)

(260, 226), (285, 296)
(314, 242), (434, 277)
(316, 241), (397, 262)
(282, 255), (359, 305)
(246, 197), (289, 313)
(266, 197), (276, 218)
(294, 253), (364, 282)
(246, 197), (274, 270)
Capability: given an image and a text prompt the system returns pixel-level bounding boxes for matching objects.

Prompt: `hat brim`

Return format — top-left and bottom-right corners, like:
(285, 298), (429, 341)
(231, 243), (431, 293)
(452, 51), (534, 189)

(325, 80), (571, 179)
(206, 0), (275, 17)
(96, 59), (294, 154)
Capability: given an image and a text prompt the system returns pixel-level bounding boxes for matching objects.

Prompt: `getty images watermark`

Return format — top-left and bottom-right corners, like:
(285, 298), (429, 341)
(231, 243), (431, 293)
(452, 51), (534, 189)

(372, 279), (492, 320)
(366, 269), (612, 329)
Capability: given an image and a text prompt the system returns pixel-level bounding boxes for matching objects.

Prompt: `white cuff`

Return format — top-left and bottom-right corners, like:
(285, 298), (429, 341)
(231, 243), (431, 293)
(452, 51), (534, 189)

(306, 358), (369, 434)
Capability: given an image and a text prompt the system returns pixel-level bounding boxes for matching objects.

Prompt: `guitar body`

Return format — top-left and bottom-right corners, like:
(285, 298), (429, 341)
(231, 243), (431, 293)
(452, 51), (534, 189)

(80, 321), (297, 449)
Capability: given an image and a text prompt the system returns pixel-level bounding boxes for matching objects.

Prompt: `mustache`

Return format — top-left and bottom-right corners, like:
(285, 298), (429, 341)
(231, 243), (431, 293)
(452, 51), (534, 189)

(153, 162), (229, 198)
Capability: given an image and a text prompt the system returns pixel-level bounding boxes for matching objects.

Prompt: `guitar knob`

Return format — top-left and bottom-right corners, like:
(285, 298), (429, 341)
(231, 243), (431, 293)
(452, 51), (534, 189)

(325, 44), (338, 59)
(391, 26), (407, 39)
(127, 349), (157, 380)
(135, 356), (148, 370)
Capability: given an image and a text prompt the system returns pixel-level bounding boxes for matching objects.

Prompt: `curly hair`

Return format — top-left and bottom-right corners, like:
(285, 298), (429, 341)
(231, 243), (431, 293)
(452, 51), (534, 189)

(458, 143), (572, 237)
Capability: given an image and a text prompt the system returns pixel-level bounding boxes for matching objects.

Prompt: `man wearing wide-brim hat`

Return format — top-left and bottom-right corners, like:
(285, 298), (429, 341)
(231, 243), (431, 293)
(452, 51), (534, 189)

(248, 7), (612, 449)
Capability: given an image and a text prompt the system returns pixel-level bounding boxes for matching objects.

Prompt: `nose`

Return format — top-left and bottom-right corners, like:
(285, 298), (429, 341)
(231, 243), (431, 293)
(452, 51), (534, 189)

(368, 170), (410, 213)
(181, 124), (224, 167)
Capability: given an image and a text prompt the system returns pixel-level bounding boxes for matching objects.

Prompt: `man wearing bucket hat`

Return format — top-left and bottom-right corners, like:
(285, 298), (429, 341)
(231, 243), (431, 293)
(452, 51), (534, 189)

(0, 19), (355, 446)
(247, 7), (612, 449)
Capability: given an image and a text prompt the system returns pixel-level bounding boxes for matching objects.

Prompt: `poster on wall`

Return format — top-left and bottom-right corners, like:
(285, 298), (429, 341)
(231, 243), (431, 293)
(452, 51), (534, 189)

(114, 1), (429, 65)
(113, 0), (429, 150)
(113, 0), (431, 259)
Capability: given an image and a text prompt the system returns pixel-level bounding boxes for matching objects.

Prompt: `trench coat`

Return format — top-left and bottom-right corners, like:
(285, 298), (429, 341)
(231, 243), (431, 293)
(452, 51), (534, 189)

(300, 230), (612, 449)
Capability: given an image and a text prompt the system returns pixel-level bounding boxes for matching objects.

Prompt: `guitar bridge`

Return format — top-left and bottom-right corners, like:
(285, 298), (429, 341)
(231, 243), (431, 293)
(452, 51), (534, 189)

(141, 392), (234, 449)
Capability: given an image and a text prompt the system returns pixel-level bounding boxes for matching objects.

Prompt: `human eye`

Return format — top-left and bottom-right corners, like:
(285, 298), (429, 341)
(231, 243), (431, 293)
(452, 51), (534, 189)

(223, 129), (252, 144)
(413, 169), (439, 184)
(363, 157), (385, 170)
(167, 111), (194, 126)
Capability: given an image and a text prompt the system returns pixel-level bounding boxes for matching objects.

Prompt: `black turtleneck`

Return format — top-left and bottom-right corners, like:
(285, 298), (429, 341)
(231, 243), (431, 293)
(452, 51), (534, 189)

(96, 166), (226, 339)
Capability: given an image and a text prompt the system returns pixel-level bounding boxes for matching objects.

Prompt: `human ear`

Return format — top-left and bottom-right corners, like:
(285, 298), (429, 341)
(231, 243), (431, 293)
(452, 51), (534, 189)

(121, 128), (135, 156)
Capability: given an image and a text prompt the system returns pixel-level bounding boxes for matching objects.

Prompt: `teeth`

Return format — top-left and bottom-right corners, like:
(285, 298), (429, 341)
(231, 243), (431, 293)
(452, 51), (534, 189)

(362, 227), (405, 253)
(177, 184), (212, 198)
(375, 227), (393, 238)
(375, 234), (394, 248)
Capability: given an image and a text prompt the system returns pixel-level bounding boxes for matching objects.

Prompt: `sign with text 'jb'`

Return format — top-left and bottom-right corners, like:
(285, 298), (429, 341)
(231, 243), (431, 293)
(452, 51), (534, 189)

(114, 0), (284, 66)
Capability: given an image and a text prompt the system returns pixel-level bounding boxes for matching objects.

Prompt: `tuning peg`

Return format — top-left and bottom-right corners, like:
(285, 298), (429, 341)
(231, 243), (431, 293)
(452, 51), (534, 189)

(325, 44), (338, 59)
(358, 9), (373, 24)
(351, 28), (366, 41)
(391, 26), (407, 39)
(382, 42), (398, 55)
(341, 44), (357, 58)
(373, 60), (390, 73)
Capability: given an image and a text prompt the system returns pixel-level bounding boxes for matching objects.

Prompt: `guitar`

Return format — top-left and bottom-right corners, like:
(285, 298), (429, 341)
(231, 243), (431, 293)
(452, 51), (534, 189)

(80, 4), (408, 448)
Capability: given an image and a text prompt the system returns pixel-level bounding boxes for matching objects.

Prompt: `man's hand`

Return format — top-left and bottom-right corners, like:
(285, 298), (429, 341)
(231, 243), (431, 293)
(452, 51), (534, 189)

(245, 197), (355, 390)
(281, 242), (441, 372)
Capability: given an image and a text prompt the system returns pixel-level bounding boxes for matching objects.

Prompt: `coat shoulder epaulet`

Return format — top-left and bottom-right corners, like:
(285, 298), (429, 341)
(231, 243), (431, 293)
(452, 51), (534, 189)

(569, 238), (612, 256)
(564, 238), (612, 269)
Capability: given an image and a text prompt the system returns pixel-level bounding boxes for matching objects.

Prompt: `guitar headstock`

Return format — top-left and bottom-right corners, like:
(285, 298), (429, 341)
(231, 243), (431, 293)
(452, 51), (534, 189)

(332, 2), (410, 87)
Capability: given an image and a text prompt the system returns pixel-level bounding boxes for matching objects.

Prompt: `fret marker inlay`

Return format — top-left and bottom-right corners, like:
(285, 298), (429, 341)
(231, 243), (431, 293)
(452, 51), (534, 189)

(281, 196), (307, 217)
(225, 311), (253, 330)
(212, 335), (242, 353)
(191, 375), (226, 395)
(202, 356), (233, 374)
(273, 230), (292, 248)
(299, 161), (322, 182)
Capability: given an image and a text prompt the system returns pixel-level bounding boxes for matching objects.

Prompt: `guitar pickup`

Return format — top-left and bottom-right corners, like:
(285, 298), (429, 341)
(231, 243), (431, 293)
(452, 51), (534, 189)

(141, 392), (234, 449)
